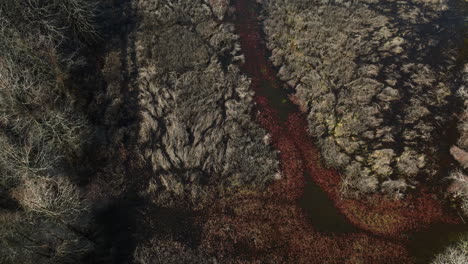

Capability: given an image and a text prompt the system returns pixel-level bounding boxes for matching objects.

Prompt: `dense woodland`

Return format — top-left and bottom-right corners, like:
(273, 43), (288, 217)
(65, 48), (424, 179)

(0, 0), (467, 263)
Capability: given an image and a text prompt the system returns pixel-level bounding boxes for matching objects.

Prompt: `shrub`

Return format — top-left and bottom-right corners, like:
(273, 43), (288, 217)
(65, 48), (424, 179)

(0, 0), (98, 43)
(0, 211), (94, 264)
(0, 40), (90, 189)
(447, 169), (468, 217)
(263, 0), (459, 196)
(432, 236), (468, 264)
(134, 0), (279, 206)
(0, 0), (97, 263)
(19, 176), (88, 224)
(0, 134), (59, 188)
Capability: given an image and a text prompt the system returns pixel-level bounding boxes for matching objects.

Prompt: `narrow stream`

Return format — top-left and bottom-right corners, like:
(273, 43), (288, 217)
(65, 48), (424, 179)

(234, 0), (468, 262)
(234, 0), (356, 234)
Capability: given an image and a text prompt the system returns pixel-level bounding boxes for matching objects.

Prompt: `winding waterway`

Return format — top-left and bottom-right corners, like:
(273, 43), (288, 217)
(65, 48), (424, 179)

(234, 0), (355, 233)
(234, 0), (468, 262)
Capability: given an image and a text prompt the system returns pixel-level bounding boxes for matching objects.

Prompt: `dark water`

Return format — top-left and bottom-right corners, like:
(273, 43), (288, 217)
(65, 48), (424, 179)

(257, 79), (296, 122)
(234, 0), (357, 235)
(409, 223), (468, 263)
(299, 173), (357, 233)
(235, 0), (468, 262)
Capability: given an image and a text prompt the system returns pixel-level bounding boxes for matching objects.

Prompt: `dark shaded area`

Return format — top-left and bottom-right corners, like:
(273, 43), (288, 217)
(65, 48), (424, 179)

(409, 223), (468, 264)
(74, 1), (150, 263)
(88, 195), (145, 264)
(299, 173), (357, 233)
(0, 188), (20, 211)
(257, 79), (296, 122)
(139, 207), (202, 249)
(68, 0), (140, 188)
(86, 194), (202, 264)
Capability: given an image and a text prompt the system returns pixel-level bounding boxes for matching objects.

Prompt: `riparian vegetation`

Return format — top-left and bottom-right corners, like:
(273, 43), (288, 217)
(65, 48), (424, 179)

(262, 0), (463, 197)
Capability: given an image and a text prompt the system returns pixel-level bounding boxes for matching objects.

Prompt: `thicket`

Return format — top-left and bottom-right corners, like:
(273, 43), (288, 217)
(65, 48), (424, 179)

(0, 0), (98, 263)
(447, 64), (468, 218)
(263, 0), (462, 197)
(69, 0), (281, 262)
(0, 0), (279, 263)
(133, 0), (279, 207)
